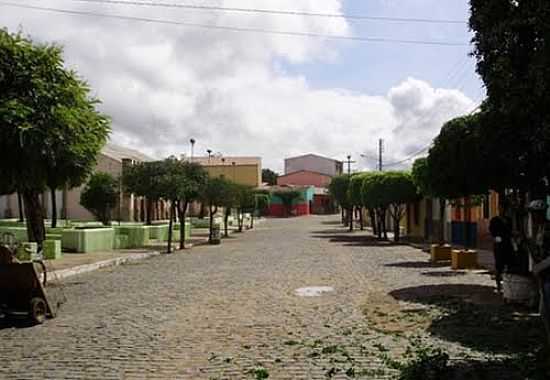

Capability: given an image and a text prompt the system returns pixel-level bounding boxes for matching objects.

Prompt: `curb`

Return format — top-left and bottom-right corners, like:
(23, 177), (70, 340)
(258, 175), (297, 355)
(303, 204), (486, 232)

(48, 251), (161, 282)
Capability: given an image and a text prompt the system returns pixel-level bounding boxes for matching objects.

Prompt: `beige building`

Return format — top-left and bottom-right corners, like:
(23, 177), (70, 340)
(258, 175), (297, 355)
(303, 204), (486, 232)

(192, 156), (262, 188)
(0, 143), (166, 222)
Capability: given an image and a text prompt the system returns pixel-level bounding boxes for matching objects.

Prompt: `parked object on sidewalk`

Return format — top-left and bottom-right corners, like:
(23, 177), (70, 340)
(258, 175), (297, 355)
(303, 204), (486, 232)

(502, 273), (537, 306)
(0, 261), (61, 324)
(430, 244), (452, 263)
(451, 249), (478, 270)
(210, 223), (221, 245)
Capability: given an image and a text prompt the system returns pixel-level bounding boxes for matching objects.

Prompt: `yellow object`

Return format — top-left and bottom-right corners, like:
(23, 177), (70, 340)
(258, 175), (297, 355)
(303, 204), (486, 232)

(451, 249), (478, 270)
(430, 244), (452, 262)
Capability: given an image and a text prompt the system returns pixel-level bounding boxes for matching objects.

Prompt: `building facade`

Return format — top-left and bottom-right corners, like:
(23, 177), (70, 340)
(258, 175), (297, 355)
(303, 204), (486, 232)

(284, 154), (343, 177)
(277, 170), (332, 188)
(0, 143), (164, 223)
(192, 156), (262, 188)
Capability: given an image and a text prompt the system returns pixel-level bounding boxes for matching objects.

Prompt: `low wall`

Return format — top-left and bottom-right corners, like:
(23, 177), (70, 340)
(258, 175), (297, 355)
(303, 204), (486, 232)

(113, 226), (149, 249)
(61, 228), (115, 253)
(0, 226), (28, 242)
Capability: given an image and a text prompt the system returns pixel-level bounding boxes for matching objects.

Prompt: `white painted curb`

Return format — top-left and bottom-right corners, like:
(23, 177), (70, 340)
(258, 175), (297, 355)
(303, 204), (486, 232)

(47, 251), (161, 281)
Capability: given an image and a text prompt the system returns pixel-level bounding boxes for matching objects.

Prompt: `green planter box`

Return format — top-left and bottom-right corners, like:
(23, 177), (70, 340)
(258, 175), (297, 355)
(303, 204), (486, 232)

(45, 233), (62, 241)
(113, 226), (149, 248)
(16, 242), (38, 261)
(0, 226), (28, 243)
(114, 234), (129, 250)
(44, 240), (62, 260)
(62, 228), (115, 253)
(191, 217), (222, 229)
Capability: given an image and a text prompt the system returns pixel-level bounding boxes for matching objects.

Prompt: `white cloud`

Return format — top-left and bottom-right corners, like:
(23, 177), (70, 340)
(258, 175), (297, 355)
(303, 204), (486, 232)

(0, 1), (474, 173)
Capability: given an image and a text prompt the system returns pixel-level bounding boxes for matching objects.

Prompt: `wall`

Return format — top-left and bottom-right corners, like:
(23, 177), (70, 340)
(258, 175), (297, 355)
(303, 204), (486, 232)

(268, 187), (315, 217)
(285, 155), (342, 177)
(204, 164), (261, 187)
(277, 171), (332, 188)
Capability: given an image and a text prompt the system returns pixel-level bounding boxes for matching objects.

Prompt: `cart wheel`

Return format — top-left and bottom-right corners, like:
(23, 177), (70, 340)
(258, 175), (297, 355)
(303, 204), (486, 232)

(30, 297), (47, 324)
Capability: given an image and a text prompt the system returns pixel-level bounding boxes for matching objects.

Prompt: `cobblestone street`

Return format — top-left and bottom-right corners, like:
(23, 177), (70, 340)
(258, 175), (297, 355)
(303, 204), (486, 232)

(1, 216), (501, 379)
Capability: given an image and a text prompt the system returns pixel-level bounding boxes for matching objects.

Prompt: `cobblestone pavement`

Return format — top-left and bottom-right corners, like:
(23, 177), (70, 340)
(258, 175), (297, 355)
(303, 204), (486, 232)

(0, 216), (495, 379)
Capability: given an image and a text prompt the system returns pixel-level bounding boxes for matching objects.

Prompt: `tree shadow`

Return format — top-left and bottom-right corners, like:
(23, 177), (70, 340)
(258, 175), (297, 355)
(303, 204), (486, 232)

(389, 284), (544, 355)
(421, 271), (467, 277)
(321, 220), (344, 225)
(311, 233), (410, 248)
(385, 261), (449, 269)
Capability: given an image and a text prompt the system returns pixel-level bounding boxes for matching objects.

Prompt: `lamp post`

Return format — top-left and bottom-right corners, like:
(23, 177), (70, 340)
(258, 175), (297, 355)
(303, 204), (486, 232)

(207, 149), (213, 163)
(190, 138), (196, 162)
(232, 162), (236, 182)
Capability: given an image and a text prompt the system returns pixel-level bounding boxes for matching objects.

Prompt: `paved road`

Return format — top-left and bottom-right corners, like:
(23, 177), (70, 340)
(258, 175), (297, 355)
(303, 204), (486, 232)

(0, 216), (493, 379)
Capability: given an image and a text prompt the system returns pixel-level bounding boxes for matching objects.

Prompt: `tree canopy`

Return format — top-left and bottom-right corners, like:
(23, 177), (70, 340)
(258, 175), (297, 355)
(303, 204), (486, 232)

(0, 29), (110, 245)
(328, 175), (351, 209)
(427, 114), (487, 200)
(262, 168), (279, 186)
(80, 172), (119, 226)
(470, 0), (550, 193)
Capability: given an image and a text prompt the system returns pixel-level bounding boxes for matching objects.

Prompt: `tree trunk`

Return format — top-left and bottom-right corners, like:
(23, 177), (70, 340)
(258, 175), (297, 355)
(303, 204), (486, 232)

(380, 208), (388, 240)
(359, 207), (364, 231)
(17, 192), (24, 222)
(439, 199), (446, 245)
(167, 202), (174, 253)
(238, 208), (244, 232)
(179, 201), (188, 250)
(250, 212), (254, 229)
(348, 207), (353, 232)
(369, 209), (378, 237)
(50, 187), (57, 228)
(22, 190), (46, 251)
(224, 208), (230, 237)
(463, 197), (471, 249)
(146, 198), (153, 225)
(209, 204), (217, 242)
(341, 208), (345, 224)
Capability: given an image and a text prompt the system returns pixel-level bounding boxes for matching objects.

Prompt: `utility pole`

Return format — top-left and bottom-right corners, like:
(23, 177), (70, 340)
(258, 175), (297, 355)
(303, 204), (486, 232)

(378, 139), (384, 171)
(344, 155), (356, 232)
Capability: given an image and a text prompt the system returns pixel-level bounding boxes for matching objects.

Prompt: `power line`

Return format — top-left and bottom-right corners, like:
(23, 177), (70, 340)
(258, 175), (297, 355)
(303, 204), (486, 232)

(0, 2), (469, 46)
(59, 0), (468, 25)
(383, 100), (484, 168)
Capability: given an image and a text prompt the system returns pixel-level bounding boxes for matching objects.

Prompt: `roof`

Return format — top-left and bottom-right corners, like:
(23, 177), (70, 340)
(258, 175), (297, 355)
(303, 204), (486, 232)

(101, 143), (153, 163)
(192, 156), (261, 166)
(285, 153), (343, 164)
(278, 170), (333, 179)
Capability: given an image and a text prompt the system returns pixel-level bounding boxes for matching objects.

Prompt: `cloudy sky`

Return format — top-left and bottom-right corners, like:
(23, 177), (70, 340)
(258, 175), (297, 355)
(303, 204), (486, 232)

(0, 0), (483, 172)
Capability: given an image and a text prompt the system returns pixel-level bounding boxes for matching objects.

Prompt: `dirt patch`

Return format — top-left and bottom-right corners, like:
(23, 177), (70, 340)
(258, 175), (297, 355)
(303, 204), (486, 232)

(362, 291), (437, 335)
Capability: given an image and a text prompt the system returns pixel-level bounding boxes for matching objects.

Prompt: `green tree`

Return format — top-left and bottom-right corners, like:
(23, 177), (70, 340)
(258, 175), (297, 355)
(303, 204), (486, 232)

(234, 185), (256, 232)
(328, 175), (351, 226)
(362, 172), (418, 242)
(202, 177), (233, 242)
(0, 30), (110, 248)
(427, 115), (487, 247)
(262, 168), (279, 186)
(273, 190), (303, 218)
(80, 172), (119, 226)
(349, 173), (371, 231)
(470, 0), (550, 196)
(220, 181), (239, 237)
(123, 161), (165, 225)
(157, 158), (208, 252)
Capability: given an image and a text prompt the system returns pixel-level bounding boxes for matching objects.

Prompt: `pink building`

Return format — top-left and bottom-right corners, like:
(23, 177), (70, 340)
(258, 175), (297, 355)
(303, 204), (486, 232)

(277, 170), (332, 187)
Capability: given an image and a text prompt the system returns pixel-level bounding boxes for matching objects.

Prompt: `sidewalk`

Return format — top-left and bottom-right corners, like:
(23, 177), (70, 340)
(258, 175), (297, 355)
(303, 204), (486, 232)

(43, 219), (266, 283)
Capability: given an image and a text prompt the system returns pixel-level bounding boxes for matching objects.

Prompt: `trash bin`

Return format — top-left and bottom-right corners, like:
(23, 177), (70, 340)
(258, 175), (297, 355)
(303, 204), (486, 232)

(210, 224), (221, 245)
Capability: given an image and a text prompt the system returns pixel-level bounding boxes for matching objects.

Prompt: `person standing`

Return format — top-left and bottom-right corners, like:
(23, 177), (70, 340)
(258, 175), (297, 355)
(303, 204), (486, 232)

(489, 213), (513, 293)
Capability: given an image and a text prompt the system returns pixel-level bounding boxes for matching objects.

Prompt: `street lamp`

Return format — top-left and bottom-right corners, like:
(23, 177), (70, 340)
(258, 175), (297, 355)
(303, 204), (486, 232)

(190, 138), (196, 161)
(232, 162), (236, 182)
(207, 149), (212, 163)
